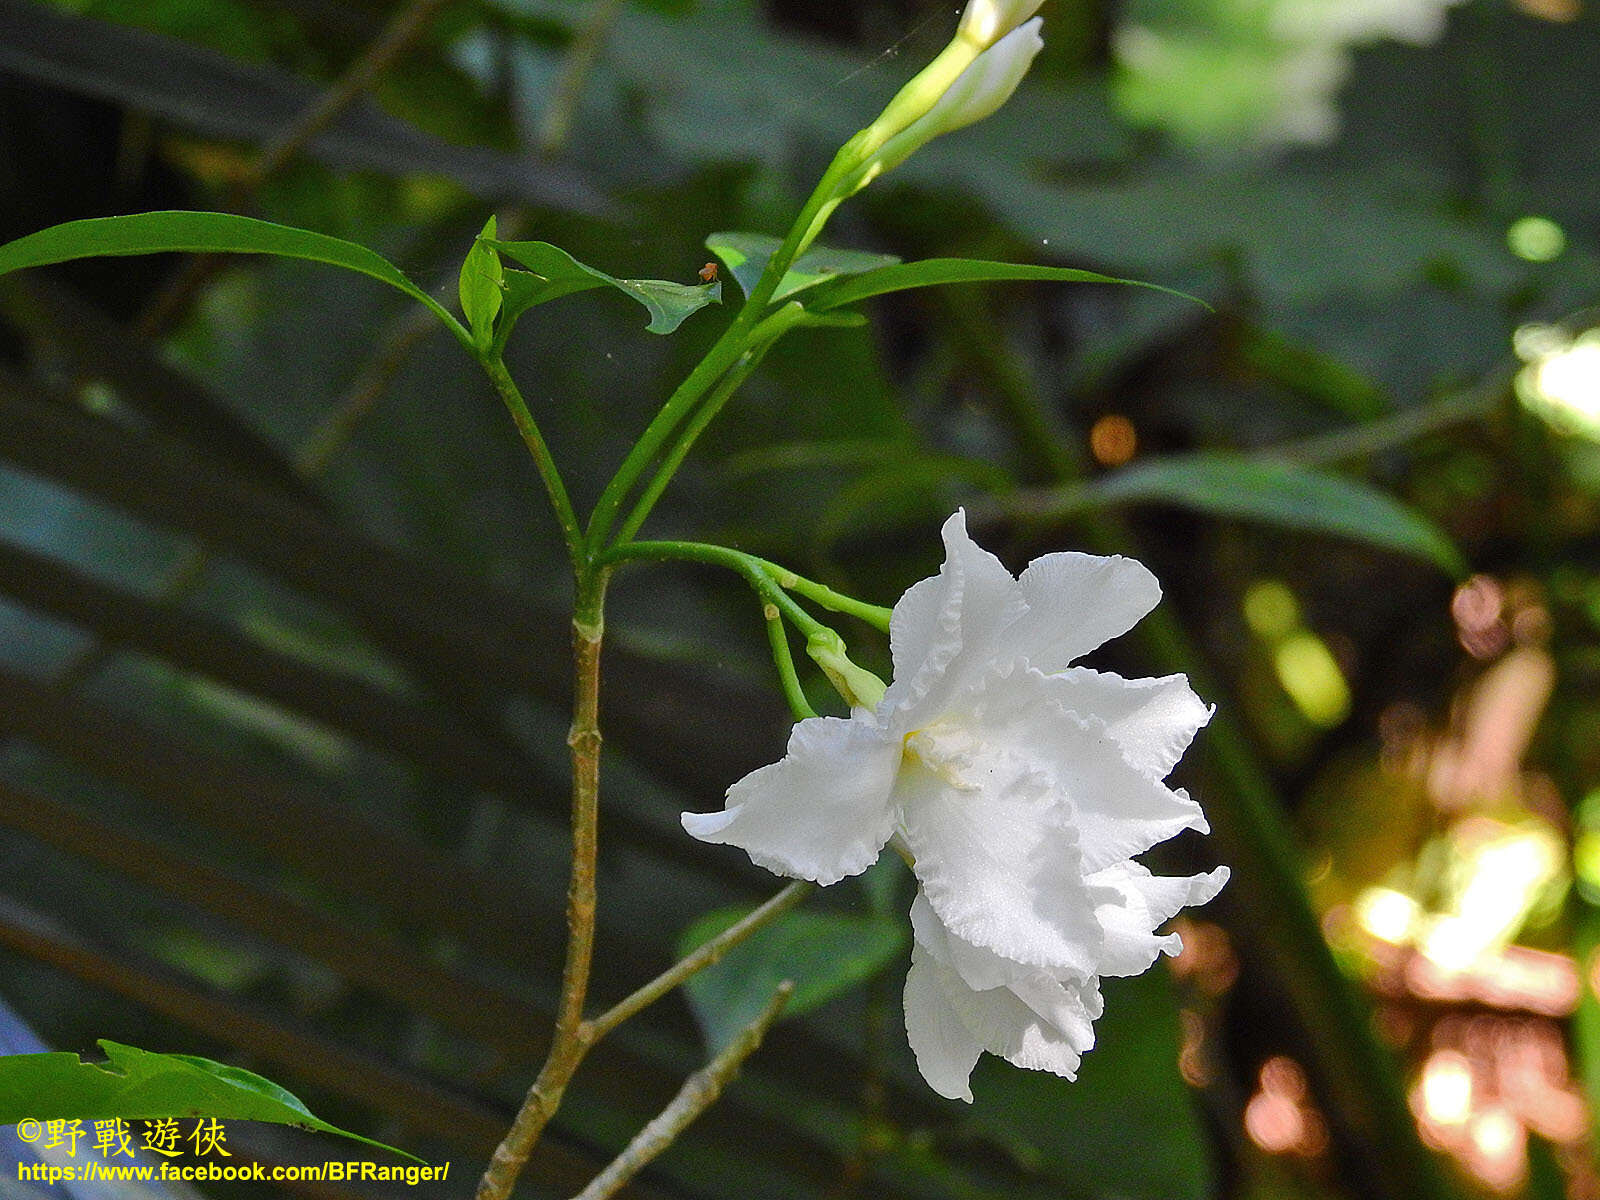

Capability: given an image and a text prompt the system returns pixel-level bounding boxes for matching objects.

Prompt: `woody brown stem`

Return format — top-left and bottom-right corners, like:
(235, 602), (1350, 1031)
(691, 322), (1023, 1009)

(476, 578), (607, 1200)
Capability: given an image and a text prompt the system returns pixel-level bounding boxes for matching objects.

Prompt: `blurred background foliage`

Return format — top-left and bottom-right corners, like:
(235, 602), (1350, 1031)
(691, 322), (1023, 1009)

(0, 0), (1597, 1197)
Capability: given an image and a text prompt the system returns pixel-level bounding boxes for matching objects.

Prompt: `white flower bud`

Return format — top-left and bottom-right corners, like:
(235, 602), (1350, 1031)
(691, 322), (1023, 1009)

(854, 18), (1044, 187)
(957, 0), (1047, 50)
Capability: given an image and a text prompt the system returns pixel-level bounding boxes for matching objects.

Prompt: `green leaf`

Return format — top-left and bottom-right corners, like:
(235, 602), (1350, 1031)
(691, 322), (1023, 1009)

(706, 232), (901, 302)
(1068, 452), (1464, 574)
(964, 973), (1212, 1200)
(489, 239), (720, 334)
(679, 908), (905, 1050)
(0, 212), (468, 347)
(458, 215), (505, 352)
(1238, 326), (1390, 420)
(0, 1040), (421, 1161)
(803, 257), (1208, 311)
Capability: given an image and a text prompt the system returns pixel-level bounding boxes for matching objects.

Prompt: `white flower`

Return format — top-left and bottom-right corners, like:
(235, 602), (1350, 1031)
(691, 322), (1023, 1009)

(905, 887), (1103, 1101)
(682, 510), (1228, 1097)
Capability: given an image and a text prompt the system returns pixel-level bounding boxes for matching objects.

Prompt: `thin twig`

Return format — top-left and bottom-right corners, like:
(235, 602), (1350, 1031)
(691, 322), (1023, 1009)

(295, 307), (438, 476)
(246, 0), (456, 191)
(583, 881), (812, 1044)
(476, 875), (809, 1199)
(569, 983), (794, 1200)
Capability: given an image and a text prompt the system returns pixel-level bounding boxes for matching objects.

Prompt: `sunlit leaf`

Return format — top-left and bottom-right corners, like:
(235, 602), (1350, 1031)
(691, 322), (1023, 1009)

(679, 908), (905, 1051)
(1031, 452), (1463, 574)
(0, 1040), (421, 1161)
(803, 257), (1207, 311)
(706, 231), (901, 303)
(0, 212), (469, 346)
(490, 239), (720, 334)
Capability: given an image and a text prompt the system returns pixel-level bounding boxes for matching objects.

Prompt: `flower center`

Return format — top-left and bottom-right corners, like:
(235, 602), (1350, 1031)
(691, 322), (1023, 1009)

(902, 724), (979, 790)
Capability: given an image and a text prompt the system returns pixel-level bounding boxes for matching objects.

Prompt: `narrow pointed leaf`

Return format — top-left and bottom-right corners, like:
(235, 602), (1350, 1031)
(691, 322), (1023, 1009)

(706, 231), (901, 303)
(804, 257), (1207, 311)
(490, 239), (719, 334)
(0, 212), (469, 346)
(1038, 452), (1464, 574)
(0, 1040), (422, 1161)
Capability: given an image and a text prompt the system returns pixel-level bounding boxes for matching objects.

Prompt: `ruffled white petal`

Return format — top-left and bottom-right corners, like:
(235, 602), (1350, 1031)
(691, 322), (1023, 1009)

(910, 886), (1012, 990)
(995, 550), (1161, 672)
(1045, 667), (1212, 779)
(983, 668), (1207, 872)
(910, 893), (1099, 1088)
(904, 948), (982, 1102)
(1073, 777), (1207, 874)
(1089, 861), (1231, 977)
(895, 669), (1103, 977)
(682, 715), (899, 885)
(911, 891), (1102, 1046)
(882, 510), (1023, 729)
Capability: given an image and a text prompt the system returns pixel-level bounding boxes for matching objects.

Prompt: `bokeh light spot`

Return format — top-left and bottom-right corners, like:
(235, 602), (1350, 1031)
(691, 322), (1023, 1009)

(1507, 216), (1566, 262)
(1243, 579), (1300, 639)
(1089, 413), (1138, 467)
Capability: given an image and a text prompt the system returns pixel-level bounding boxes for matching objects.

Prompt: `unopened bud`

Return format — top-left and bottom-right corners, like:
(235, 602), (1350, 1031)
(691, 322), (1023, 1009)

(806, 630), (887, 711)
(848, 19), (1043, 191)
(958, 0), (1046, 50)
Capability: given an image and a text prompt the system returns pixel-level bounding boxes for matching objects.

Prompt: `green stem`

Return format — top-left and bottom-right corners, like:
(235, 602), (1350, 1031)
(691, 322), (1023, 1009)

(602, 541), (834, 717)
(613, 303), (810, 546)
(602, 541), (829, 639)
(587, 146), (864, 551)
(758, 562), (892, 633)
(481, 355), (584, 571)
(763, 604), (818, 721)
